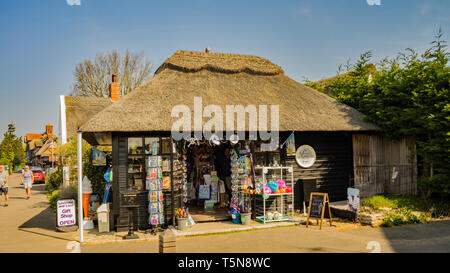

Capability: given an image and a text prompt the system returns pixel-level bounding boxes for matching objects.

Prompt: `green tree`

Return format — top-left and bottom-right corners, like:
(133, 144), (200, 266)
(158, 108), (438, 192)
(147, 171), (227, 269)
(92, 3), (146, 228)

(306, 29), (450, 197)
(0, 124), (27, 171)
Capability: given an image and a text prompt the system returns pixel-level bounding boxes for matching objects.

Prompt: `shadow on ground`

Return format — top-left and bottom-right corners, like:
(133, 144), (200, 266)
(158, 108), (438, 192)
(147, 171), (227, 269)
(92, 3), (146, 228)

(19, 207), (56, 231)
(381, 220), (450, 253)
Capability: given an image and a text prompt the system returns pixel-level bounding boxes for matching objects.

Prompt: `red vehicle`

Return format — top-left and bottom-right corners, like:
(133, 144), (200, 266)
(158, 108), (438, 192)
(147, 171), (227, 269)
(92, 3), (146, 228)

(32, 169), (45, 184)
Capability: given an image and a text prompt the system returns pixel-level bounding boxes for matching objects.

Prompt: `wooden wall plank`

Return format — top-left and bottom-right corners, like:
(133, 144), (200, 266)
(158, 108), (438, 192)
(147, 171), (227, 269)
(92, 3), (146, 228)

(352, 134), (417, 198)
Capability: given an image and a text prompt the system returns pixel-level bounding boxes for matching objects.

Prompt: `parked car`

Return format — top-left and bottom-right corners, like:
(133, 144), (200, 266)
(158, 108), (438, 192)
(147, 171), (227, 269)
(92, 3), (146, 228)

(32, 169), (45, 184)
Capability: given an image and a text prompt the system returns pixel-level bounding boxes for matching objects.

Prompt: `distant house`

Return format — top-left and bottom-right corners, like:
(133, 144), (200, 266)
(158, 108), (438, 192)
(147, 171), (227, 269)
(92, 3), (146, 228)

(24, 133), (43, 165)
(24, 124), (58, 168)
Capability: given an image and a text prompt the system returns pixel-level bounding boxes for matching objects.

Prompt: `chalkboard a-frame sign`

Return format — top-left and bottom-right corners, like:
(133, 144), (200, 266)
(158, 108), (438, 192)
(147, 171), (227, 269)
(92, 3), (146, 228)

(306, 192), (332, 229)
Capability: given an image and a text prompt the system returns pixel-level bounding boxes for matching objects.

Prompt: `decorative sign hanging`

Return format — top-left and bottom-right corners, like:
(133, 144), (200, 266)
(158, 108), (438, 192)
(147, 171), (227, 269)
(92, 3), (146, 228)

(285, 132), (296, 156)
(295, 145), (316, 168)
(306, 192), (332, 229)
(92, 148), (106, 166)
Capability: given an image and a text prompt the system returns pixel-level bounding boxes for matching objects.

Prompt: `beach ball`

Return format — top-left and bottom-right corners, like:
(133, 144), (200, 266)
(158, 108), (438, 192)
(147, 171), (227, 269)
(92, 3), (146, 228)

(261, 186), (272, 195)
(277, 179), (287, 189)
(267, 181), (279, 192)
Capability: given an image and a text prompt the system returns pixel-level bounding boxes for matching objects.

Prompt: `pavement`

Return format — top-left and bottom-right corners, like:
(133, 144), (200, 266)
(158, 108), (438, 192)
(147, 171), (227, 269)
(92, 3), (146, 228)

(1, 173), (450, 253)
(0, 173), (73, 252)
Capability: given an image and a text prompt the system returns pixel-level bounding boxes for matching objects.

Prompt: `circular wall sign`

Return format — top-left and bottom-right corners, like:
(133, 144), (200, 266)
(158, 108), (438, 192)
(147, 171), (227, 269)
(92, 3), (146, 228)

(295, 145), (316, 168)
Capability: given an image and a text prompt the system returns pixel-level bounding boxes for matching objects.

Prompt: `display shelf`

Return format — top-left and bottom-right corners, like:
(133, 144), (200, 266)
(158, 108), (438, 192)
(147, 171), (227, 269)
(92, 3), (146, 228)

(254, 165), (295, 224)
(261, 193), (293, 196)
(255, 216), (292, 223)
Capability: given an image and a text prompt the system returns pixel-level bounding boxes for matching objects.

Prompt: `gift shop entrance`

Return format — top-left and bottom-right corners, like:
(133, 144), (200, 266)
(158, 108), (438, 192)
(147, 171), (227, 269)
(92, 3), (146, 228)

(182, 142), (234, 222)
(179, 137), (292, 224)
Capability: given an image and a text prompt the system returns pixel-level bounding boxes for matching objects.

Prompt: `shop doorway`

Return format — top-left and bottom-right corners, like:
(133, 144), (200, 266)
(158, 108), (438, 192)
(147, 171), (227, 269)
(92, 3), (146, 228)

(182, 142), (233, 222)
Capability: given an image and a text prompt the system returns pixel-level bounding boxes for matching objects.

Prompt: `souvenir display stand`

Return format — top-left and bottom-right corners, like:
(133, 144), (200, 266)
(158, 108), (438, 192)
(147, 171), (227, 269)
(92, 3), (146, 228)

(254, 166), (294, 223)
(146, 152), (165, 234)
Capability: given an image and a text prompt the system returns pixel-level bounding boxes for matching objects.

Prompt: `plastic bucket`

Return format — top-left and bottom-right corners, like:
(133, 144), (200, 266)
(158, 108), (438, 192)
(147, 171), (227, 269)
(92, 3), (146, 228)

(177, 218), (189, 231)
(240, 213), (251, 225)
(232, 213), (241, 224)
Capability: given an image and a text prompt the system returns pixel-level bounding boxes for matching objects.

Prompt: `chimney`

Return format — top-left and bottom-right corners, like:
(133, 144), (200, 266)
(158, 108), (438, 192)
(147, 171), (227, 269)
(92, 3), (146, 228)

(46, 124), (53, 135)
(109, 74), (120, 101)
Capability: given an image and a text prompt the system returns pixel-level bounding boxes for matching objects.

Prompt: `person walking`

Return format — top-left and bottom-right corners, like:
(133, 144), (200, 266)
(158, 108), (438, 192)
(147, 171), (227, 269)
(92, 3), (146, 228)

(0, 165), (8, 206)
(21, 166), (34, 199)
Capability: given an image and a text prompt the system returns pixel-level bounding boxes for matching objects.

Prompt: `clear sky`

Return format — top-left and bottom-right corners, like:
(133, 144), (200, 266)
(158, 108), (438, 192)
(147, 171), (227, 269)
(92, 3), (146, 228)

(0, 0), (449, 141)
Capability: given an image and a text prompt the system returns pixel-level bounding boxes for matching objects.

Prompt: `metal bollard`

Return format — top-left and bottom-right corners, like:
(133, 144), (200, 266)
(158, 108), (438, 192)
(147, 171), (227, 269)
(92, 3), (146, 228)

(159, 229), (176, 253)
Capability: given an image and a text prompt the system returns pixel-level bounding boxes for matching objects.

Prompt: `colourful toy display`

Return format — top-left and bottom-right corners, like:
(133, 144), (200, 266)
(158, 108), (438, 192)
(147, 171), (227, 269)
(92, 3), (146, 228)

(256, 182), (292, 196)
(254, 166), (295, 224)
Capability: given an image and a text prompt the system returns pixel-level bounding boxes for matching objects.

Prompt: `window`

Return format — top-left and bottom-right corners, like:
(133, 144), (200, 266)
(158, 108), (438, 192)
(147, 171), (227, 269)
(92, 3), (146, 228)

(127, 137), (145, 190)
(127, 136), (178, 191)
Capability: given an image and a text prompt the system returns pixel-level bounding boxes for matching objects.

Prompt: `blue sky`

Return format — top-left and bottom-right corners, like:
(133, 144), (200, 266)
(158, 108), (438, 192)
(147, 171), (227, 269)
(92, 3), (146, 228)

(0, 0), (449, 141)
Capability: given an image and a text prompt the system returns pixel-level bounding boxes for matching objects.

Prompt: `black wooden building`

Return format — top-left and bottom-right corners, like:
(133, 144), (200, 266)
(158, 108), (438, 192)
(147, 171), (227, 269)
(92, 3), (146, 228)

(76, 50), (416, 231)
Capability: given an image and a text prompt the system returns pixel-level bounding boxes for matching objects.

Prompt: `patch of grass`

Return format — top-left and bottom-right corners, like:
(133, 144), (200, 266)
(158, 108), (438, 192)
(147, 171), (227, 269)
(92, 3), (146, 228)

(362, 194), (447, 227)
(361, 195), (397, 210)
(381, 212), (406, 227)
(361, 195), (428, 211)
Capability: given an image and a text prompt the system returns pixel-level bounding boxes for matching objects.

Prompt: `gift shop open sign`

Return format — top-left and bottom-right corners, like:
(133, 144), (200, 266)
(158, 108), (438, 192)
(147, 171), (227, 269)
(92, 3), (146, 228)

(306, 192), (332, 230)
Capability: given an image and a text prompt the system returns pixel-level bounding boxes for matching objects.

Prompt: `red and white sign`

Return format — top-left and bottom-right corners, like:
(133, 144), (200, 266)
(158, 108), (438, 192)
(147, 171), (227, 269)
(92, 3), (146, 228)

(57, 199), (76, 227)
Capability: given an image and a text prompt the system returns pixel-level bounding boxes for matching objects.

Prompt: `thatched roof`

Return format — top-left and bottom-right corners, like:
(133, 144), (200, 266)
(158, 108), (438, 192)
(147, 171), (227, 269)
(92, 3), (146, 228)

(80, 50), (379, 133)
(63, 96), (113, 141)
(314, 63), (377, 89)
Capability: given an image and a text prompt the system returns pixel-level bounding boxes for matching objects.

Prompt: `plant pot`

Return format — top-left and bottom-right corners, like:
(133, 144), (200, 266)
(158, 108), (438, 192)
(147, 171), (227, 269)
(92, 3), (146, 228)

(177, 217), (189, 231)
(240, 212), (251, 225)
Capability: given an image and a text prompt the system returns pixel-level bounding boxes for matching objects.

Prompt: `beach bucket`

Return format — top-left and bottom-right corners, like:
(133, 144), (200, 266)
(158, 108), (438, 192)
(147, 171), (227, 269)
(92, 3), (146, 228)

(240, 213), (251, 225)
(177, 218), (189, 231)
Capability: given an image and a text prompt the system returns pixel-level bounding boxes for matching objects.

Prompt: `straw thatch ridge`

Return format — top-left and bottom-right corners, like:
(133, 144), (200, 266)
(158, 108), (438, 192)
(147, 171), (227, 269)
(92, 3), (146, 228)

(154, 50), (284, 76)
(80, 50), (379, 133)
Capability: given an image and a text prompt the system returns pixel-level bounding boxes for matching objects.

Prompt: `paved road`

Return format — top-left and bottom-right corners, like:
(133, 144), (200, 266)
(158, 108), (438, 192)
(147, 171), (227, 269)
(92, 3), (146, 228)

(81, 220), (450, 253)
(1, 173), (449, 253)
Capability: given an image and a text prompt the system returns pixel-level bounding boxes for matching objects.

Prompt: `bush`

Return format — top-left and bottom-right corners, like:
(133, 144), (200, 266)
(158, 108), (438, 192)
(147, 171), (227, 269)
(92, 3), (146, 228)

(83, 149), (107, 198)
(419, 174), (450, 198)
(46, 168), (63, 194)
(427, 198), (450, 218)
(363, 195), (435, 227)
(381, 212), (406, 227)
(47, 184), (78, 212)
(48, 190), (60, 211)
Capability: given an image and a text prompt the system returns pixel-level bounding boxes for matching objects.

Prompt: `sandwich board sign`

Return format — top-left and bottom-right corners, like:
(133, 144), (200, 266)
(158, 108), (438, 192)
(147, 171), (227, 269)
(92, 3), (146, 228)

(306, 192), (332, 229)
(57, 199), (77, 227)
